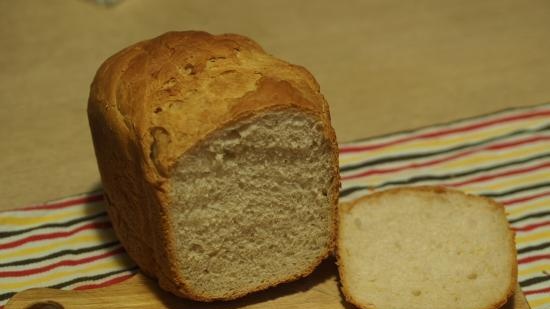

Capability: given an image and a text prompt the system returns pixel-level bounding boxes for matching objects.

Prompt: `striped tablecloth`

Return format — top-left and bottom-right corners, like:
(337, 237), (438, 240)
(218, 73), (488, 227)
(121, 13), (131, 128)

(1, 103), (549, 308)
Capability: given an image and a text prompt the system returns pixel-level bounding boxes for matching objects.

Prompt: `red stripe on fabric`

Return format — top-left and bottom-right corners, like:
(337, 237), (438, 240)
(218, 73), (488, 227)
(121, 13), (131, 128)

(0, 221), (112, 250)
(513, 221), (550, 233)
(523, 286), (550, 296)
(485, 135), (550, 151)
(341, 135), (550, 180)
(342, 149), (478, 180)
(340, 109), (550, 153)
(19, 194), (104, 212)
(73, 273), (135, 290)
(502, 191), (550, 206)
(448, 161), (550, 187)
(0, 247), (124, 277)
(517, 254), (550, 265)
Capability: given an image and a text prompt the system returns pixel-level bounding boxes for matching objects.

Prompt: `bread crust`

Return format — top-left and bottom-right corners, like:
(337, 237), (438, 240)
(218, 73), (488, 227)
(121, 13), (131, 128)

(88, 31), (340, 300)
(336, 186), (517, 309)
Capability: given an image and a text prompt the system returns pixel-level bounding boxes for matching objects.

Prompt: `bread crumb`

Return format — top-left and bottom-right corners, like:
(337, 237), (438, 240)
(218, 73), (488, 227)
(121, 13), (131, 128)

(354, 218), (362, 230)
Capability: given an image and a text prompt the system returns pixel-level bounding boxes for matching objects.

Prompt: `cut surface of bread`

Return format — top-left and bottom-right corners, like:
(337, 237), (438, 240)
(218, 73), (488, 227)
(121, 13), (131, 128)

(169, 110), (336, 298)
(337, 186), (516, 309)
(87, 31), (340, 301)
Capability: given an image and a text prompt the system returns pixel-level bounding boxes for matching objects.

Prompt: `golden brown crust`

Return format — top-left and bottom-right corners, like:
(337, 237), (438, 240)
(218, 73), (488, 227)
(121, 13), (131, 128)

(88, 31), (339, 300)
(336, 186), (517, 309)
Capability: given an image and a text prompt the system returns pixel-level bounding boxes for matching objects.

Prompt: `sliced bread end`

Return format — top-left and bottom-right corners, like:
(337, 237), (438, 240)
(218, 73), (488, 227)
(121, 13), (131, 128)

(337, 186), (517, 309)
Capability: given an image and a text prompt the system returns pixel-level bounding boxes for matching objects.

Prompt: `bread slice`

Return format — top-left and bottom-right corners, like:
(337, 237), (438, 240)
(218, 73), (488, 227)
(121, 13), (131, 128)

(87, 31), (340, 301)
(337, 186), (516, 309)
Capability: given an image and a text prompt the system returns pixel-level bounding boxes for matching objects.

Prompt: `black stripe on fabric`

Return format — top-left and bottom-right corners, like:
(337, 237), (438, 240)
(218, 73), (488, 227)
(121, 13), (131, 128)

(340, 186), (370, 198)
(517, 241), (550, 255)
(519, 274), (550, 288)
(481, 181), (550, 198)
(0, 267), (139, 302)
(340, 102), (550, 144)
(340, 124), (550, 172)
(340, 177), (550, 198)
(0, 211), (108, 239)
(0, 292), (15, 302)
(48, 266), (139, 289)
(0, 241), (121, 268)
(375, 153), (550, 189)
(509, 210), (550, 224)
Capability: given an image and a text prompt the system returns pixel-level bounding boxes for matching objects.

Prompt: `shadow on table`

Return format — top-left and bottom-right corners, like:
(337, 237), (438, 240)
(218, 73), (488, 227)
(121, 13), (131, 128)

(154, 257), (346, 309)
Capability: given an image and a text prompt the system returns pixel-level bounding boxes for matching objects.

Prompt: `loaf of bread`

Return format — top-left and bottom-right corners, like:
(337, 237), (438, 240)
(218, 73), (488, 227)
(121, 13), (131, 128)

(337, 186), (516, 309)
(87, 31), (340, 301)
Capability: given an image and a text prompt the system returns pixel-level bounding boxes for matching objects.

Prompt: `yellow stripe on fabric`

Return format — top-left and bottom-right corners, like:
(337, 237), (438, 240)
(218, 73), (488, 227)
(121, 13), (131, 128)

(442, 143), (550, 171)
(392, 141), (550, 177)
(463, 170), (550, 194)
(529, 296), (550, 308)
(0, 203), (104, 226)
(0, 255), (134, 289)
(1, 231), (118, 261)
(339, 118), (548, 165)
(341, 171), (441, 189)
(339, 147), (550, 191)
(342, 166), (549, 195)
(518, 264), (550, 277)
(516, 230), (550, 245)
(339, 117), (542, 163)
(507, 200), (549, 218)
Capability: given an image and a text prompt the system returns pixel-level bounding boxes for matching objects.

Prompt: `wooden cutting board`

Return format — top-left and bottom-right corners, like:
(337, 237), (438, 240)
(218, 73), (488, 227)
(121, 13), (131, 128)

(6, 259), (529, 309)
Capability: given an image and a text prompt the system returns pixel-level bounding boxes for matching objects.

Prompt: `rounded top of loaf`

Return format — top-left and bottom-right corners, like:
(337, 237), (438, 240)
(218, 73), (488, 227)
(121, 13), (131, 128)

(88, 31), (332, 182)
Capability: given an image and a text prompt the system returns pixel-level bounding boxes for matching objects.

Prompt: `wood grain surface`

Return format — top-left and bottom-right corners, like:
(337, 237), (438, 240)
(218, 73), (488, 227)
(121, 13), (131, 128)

(6, 260), (530, 309)
(1, 0), (550, 209)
